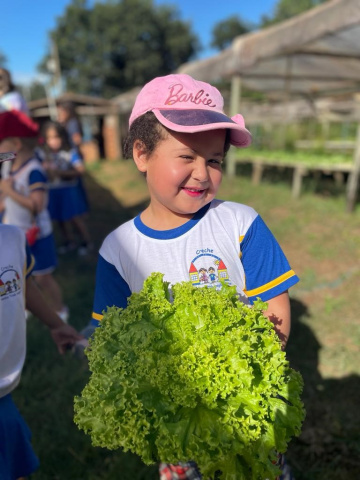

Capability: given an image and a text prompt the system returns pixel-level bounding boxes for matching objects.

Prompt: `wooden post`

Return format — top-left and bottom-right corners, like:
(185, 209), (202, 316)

(103, 113), (122, 161)
(280, 56), (293, 149)
(292, 166), (307, 199)
(346, 122), (360, 212)
(230, 75), (242, 116)
(227, 75), (242, 176)
(252, 162), (264, 185)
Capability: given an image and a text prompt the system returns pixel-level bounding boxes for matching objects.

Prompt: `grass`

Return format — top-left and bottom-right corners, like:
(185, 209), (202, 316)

(15, 159), (360, 479)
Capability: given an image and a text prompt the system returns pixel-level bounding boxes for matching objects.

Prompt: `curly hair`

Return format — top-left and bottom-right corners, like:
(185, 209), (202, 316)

(123, 112), (231, 160)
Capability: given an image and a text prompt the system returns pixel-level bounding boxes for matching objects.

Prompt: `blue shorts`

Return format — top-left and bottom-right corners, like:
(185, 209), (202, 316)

(48, 182), (88, 221)
(31, 233), (58, 275)
(0, 394), (39, 479)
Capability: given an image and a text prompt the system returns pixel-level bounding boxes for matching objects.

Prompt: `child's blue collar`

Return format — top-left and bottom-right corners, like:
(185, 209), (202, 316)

(134, 203), (211, 239)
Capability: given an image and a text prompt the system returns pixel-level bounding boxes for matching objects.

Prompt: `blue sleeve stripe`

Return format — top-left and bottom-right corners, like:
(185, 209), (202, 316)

(241, 215), (299, 300)
(90, 318), (101, 326)
(92, 253), (131, 319)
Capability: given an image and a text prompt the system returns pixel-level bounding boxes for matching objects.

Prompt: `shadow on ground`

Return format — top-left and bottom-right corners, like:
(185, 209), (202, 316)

(287, 298), (360, 479)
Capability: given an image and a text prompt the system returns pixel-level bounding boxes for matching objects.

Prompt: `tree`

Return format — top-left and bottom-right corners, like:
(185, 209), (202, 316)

(39, 0), (199, 98)
(261, 0), (330, 27)
(211, 15), (251, 51)
(0, 51), (7, 67)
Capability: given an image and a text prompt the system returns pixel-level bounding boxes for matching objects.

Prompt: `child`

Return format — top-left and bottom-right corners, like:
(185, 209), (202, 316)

(0, 222), (82, 480)
(90, 74), (299, 479)
(57, 101), (92, 255)
(57, 100), (83, 154)
(42, 121), (92, 255)
(0, 110), (69, 322)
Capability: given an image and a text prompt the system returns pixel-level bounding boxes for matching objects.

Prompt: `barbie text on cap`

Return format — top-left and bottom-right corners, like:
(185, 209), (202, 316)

(129, 74), (252, 147)
(0, 110), (39, 141)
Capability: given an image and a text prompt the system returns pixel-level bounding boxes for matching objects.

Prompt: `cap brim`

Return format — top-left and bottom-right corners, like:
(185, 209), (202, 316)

(153, 109), (252, 147)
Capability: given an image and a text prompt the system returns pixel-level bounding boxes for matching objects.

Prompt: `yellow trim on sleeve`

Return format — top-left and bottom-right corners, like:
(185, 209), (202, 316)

(29, 182), (45, 190)
(25, 255), (35, 276)
(244, 270), (296, 297)
(239, 235), (245, 258)
(92, 312), (103, 321)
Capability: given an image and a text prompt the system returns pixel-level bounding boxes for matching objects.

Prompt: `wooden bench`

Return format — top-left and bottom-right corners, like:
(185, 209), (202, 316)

(226, 154), (353, 198)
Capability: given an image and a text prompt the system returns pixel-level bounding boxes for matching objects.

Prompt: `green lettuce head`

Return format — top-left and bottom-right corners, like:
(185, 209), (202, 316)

(74, 272), (305, 479)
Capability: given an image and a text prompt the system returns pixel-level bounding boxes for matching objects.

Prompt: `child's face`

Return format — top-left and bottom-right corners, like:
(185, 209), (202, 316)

(135, 128), (225, 223)
(46, 128), (62, 151)
(57, 107), (69, 124)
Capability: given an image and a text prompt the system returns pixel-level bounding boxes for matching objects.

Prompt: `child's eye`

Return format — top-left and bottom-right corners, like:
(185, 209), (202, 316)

(180, 155), (194, 161)
(208, 158), (223, 166)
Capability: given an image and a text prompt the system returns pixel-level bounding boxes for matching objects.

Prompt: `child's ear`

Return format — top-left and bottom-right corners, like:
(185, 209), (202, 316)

(132, 140), (148, 173)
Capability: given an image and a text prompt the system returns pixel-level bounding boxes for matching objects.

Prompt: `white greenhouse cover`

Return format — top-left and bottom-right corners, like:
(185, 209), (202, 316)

(178, 0), (360, 96)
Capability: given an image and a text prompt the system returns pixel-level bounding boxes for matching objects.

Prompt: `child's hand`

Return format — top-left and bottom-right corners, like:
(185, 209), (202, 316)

(50, 324), (84, 354)
(0, 177), (14, 195)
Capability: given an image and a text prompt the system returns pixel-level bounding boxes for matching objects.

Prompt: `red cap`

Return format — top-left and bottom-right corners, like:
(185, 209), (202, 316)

(0, 110), (39, 141)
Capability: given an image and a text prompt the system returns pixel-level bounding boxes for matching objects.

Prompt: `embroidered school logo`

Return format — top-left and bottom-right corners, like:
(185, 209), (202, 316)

(188, 249), (231, 290)
(0, 267), (22, 299)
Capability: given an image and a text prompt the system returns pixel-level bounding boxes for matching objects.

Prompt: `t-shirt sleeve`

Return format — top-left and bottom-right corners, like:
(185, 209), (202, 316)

(91, 253), (131, 326)
(29, 169), (47, 192)
(241, 215), (299, 303)
(70, 149), (83, 168)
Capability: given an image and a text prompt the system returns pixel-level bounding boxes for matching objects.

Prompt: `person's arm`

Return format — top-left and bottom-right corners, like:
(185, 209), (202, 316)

(1, 178), (45, 214)
(25, 276), (83, 353)
(51, 167), (83, 180)
(262, 290), (291, 349)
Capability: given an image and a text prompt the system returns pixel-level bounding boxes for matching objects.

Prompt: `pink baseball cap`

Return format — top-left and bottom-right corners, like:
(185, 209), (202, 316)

(129, 74), (252, 147)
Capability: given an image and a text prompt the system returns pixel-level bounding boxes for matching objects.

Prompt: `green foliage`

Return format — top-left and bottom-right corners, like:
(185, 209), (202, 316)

(0, 51), (7, 67)
(233, 147), (353, 167)
(211, 15), (251, 51)
(75, 273), (305, 480)
(261, 0), (329, 27)
(39, 0), (199, 98)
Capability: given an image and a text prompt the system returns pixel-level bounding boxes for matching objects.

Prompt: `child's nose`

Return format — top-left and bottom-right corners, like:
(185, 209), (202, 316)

(192, 159), (209, 182)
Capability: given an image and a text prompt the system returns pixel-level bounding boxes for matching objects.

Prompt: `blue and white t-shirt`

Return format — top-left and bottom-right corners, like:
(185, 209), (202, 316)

(3, 157), (52, 239)
(47, 148), (83, 188)
(92, 200), (299, 323)
(0, 225), (34, 398)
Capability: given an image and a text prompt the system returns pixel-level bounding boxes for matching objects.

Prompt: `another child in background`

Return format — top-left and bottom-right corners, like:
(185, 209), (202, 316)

(0, 68), (30, 189)
(0, 68), (29, 115)
(0, 110), (69, 322)
(88, 74), (299, 479)
(57, 101), (83, 154)
(57, 101), (92, 255)
(42, 121), (92, 255)
(0, 222), (82, 480)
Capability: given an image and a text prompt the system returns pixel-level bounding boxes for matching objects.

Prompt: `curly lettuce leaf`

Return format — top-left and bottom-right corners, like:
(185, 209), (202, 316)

(74, 272), (305, 479)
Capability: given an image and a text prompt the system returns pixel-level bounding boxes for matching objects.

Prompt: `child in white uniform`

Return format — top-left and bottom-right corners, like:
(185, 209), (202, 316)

(0, 222), (82, 479)
(89, 74), (299, 479)
(0, 110), (69, 322)
(42, 121), (91, 255)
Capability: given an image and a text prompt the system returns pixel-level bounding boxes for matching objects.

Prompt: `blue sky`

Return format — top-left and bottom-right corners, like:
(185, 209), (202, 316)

(1, 0), (277, 85)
